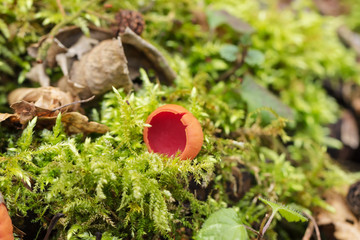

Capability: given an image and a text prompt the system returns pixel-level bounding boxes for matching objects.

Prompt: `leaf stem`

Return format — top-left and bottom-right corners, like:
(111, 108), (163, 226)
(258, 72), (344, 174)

(259, 210), (277, 239)
(241, 224), (259, 236)
(56, 0), (66, 17)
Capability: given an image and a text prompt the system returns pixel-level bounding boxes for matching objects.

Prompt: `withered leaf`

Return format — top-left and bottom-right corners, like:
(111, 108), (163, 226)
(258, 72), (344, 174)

(2, 86), (107, 134)
(61, 112), (109, 134)
(317, 190), (360, 240)
(27, 25), (177, 98)
(8, 87), (76, 112)
(65, 35), (99, 60)
(59, 38), (133, 98)
(121, 27), (177, 85)
(341, 110), (359, 149)
(25, 63), (50, 86)
(27, 26), (113, 68)
(10, 101), (57, 125)
(0, 113), (16, 122)
(1, 103), (108, 135)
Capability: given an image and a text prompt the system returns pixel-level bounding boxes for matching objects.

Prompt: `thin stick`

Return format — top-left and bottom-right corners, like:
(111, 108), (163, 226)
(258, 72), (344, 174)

(303, 212), (321, 240)
(43, 213), (65, 240)
(217, 46), (248, 82)
(242, 224), (259, 236)
(95, 232), (102, 240)
(258, 211), (276, 240)
(51, 95), (95, 112)
(85, 9), (116, 23)
(56, 0), (66, 17)
(302, 220), (315, 240)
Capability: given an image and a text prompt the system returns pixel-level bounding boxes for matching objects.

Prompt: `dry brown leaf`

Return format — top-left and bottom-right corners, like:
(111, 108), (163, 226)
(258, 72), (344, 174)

(0, 113), (16, 122)
(25, 63), (51, 86)
(58, 38), (133, 98)
(61, 112), (109, 134)
(316, 190), (360, 240)
(121, 27), (177, 84)
(65, 35), (99, 59)
(313, 0), (348, 16)
(10, 101), (57, 125)
(341, 110), (359, 149)
(26, 25), (176, 100)
(8, 87), (76, 111)
(27, 26), (113, 68)
(1, 86), (108, 134)
(0, 102), (108, 135)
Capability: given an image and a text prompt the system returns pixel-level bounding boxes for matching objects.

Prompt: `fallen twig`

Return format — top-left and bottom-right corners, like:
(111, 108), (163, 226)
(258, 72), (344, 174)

(50, 95), (95, 112)
(95, 232), (102, 240)
(217, 46), (248, 82)
(302, 212), (321, 240)
(43, 213), (65, 240)
(56, 0), (66, 17)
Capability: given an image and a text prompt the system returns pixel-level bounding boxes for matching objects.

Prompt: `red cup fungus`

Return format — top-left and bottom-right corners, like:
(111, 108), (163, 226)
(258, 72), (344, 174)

(143, 104), (203, 160)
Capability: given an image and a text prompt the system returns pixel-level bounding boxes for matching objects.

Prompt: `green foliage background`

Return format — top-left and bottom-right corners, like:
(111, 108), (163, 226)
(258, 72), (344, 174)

(1, 0), (360, 239)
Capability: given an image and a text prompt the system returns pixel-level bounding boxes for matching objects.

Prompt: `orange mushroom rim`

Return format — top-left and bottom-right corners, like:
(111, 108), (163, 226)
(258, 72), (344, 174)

(143, 104), (204, 160)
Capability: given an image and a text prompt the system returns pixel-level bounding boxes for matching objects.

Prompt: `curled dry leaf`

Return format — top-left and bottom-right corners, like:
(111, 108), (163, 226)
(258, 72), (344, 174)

(58, 38), (133, 98)
(27, 26), (113, 68)
(340, 110), (359, 149)
(61, 112), (109, 134)
(121, 27), (177, 84)
(1, 87), (108, 134)
(8, 87), (76, 111)
(316, 190), (360, 240)
(10, 101), (57, 125)
(27, 25), (176, 96)
(25, 63), (51, 86)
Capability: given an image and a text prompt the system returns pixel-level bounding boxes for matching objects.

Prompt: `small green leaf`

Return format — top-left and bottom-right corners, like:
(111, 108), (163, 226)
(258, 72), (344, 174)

(196, 208), (249, 240)
(0, 60), (14, 75)
(206, 10), (254, 34)
(259, 197), (307, 223)
(0, 19), (10, 39)
(240, 76), (294, 123)
(278, 208), (308, 222)
(220, 44), (239, 62)
(245, 49), (265, 66)
(211, 59), (228, 70)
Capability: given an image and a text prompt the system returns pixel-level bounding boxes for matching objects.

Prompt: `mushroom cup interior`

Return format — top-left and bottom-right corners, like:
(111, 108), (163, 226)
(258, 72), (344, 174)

(147, 111), (186, 157)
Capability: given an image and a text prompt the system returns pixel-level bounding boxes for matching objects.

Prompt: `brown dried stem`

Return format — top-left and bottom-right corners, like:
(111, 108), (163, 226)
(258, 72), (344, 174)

(302, 212), (321, 240)
(56, 0), (66, 17)
(43, 213), (65, 240)
(50, 95), (95, 112)
(217, 46), (248, 82)
(85, 9), (116, 23)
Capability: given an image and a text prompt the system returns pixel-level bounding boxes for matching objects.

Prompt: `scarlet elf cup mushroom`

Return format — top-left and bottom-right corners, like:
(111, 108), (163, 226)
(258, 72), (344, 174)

(0, 193), (14, 240)
(143, 104), (203, 160)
